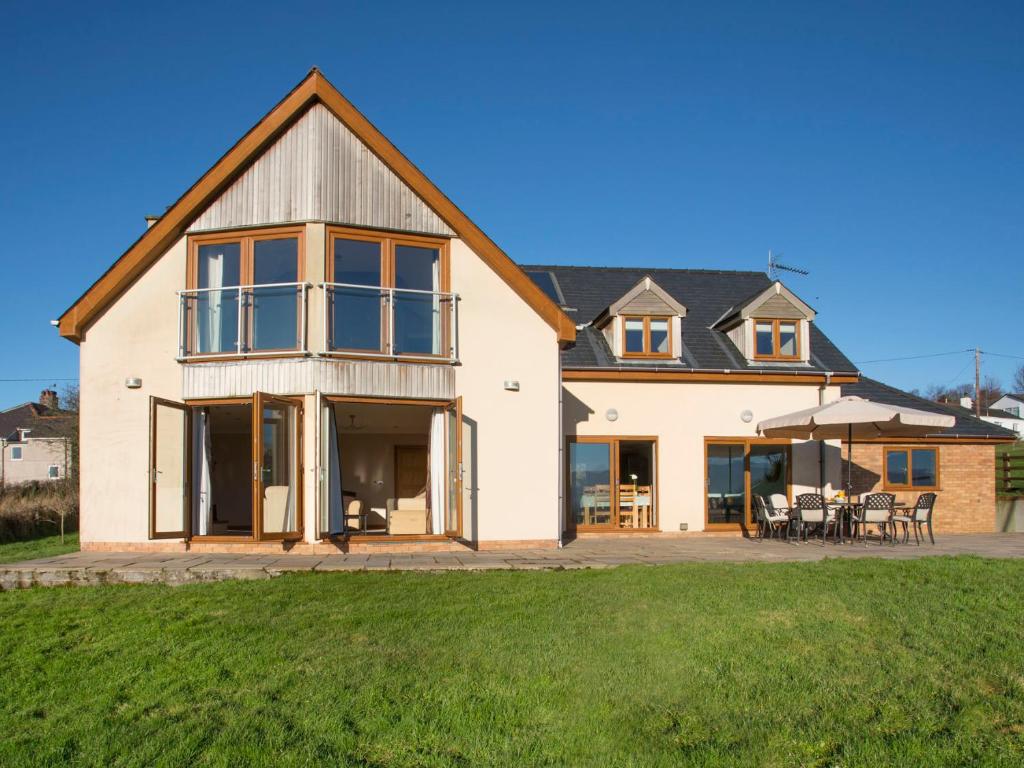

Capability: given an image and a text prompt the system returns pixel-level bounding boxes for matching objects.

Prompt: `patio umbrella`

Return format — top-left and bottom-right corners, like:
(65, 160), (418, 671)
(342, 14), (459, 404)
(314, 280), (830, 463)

(756, 396), (955, 497)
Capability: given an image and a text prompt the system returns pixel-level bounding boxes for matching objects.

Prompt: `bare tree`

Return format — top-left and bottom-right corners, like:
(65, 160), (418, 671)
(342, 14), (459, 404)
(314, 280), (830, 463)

(1014, 364), (1024, 394)
(925, 375), (1002, 409)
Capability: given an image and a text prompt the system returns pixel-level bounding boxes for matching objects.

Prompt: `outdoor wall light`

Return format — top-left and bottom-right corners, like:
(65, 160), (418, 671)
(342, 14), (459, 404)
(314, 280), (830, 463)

(740, 409), (754, 423)
(606, 408), (619, 422)
(125, 377), (142, 389)
(503, 380), (520, 391)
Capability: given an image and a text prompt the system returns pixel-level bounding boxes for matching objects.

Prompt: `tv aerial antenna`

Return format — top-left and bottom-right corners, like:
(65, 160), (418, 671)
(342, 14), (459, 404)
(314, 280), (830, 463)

(767, 250), (809, 281)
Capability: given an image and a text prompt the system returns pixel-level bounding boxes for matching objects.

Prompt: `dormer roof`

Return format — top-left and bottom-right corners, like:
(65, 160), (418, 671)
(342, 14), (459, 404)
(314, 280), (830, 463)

(594, 276), (687, 327)
(712, 281), (815, 330)
(522, 264), (857, 375)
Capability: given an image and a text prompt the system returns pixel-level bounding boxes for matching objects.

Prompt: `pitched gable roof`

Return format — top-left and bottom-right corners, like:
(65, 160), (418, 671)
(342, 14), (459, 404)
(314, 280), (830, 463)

(0, 402), (71, 442)
(524, 264), (856, 374)
(59, 69), (575, 345)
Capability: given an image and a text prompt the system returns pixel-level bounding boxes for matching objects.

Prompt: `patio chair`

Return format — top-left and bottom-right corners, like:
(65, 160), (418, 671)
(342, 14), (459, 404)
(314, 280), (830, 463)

(853, 493), (896, 546)
(754, 494), (789, 541)
(794, 493), (836, 545)
(892, 492), (937, 545)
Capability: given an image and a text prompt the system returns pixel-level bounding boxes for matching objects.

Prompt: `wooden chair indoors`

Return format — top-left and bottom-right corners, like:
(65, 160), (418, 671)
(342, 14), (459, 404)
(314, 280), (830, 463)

(618, 484), (637, 528)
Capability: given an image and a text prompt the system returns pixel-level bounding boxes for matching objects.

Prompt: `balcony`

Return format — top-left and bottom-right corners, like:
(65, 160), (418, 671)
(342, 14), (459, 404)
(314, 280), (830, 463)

(178, 282), (312, 360)
(177, 282), (459, 363)
(321, 282), (459, 363)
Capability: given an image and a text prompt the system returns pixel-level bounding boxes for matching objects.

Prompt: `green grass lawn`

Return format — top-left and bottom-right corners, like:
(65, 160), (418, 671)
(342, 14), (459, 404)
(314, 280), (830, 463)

(2, 557), (1024, 766)
(0, 532), (79, 564)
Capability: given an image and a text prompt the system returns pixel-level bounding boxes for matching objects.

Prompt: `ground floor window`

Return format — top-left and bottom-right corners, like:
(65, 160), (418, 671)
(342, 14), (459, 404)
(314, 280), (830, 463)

(566, 436), (658, 531)
(883, 447), (938, 490)
(705, 438), (790, 529)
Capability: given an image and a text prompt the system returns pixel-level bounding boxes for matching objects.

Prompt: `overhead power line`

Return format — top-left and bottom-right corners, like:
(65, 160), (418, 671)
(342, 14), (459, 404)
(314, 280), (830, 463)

(854, 349), (972, 365)
(0, 377), (79, 382)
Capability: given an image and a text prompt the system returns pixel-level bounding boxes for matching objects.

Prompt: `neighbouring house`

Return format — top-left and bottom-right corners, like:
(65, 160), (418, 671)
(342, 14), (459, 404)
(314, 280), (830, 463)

(990, 394), (1024, 433)
(953, 396), (1024, 439)
(0, 390), (72, 487)
(56, 70), (1016, 553)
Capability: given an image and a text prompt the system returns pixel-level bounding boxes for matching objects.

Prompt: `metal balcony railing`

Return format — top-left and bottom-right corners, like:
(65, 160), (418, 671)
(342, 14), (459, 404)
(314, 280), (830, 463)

(321, 282), (459, 363)
(177, 282), (311, 360)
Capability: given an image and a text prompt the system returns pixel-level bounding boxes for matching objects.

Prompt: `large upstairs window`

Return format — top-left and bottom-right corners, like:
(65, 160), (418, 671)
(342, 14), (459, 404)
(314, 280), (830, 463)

(183, 227), (306, 358)
(325, 227), (454, 361)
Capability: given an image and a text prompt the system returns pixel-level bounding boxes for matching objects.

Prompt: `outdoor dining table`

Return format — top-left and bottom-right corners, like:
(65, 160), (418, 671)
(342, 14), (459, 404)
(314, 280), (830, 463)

(827, 501), (913, 544)
(827, 502), (860, 544)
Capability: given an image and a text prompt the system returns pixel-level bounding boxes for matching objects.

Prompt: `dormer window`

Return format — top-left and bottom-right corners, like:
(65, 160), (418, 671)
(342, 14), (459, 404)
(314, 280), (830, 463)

(754, 319), (800, 360)
(623, 316), (672, 358)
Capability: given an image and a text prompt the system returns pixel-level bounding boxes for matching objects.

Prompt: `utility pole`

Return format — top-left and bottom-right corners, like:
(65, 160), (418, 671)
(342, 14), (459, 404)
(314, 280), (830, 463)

(975, 347), (982, 417)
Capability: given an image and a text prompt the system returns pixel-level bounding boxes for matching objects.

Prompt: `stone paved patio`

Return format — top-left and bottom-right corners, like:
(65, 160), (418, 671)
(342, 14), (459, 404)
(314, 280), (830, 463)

(2, 533), (1023, 589)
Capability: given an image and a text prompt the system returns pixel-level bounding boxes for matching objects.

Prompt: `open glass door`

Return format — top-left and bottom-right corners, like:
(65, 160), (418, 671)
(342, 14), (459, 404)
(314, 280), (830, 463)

(149, 397), (190, 539)
(254, 392), (303, 540)
(445, 397), (462, 537)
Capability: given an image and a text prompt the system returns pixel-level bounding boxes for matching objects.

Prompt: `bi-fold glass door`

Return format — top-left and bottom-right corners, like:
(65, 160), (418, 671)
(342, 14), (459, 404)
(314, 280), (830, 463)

(149, 393), (303, 541)
(566, 437), (658, 532)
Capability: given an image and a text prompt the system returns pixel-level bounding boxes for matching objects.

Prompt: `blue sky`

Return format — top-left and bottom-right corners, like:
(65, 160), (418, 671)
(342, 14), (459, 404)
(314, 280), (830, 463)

(1, 1), (1021, 407)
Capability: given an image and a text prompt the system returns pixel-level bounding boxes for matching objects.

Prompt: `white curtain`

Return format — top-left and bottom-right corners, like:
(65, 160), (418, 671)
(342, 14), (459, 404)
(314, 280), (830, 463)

(327, 406), (345, 534)
(202, 252), (223, 353)
(429, 408), (445, 534)
(192, 408), (213, 535)
(431, 257), (441, 355)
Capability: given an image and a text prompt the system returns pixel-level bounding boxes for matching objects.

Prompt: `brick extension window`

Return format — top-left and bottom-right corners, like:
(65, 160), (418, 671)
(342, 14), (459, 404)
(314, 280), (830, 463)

(884, 447), (938, 490)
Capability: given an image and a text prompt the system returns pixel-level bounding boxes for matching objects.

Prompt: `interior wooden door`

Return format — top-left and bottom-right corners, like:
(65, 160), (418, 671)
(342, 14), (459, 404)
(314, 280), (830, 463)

(254, 392), (303, 541)
(395, 445), (428, 499)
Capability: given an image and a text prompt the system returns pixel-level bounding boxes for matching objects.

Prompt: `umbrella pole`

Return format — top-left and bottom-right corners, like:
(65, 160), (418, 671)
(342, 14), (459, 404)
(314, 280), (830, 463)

(847, 423), (853, 499)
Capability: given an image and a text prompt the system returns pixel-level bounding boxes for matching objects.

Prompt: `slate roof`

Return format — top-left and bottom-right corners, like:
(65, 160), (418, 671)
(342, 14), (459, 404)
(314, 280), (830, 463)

(840, 378), (1017, 440)
(0, 402), (72, 442)
(522, 265), (856, 373)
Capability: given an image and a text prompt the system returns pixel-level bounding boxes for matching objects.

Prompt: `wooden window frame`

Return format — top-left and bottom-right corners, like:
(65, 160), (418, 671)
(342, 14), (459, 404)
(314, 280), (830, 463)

(620, 315), (673, 359)
(883, 446), (940, 491)
(565, 435), (660, 533)
(703, 437), (792, 531)
(325, 225), (451, 362)
(185, 226), (307, 360)
(752, 318), (801, 361)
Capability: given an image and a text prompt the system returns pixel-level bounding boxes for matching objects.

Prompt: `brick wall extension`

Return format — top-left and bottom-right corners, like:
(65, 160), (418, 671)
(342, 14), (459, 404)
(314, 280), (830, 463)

(843, 442), (996, 533)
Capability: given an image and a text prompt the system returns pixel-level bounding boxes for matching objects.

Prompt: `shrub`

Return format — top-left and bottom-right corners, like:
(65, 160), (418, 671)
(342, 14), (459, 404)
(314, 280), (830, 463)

(0, 480), (79, 543)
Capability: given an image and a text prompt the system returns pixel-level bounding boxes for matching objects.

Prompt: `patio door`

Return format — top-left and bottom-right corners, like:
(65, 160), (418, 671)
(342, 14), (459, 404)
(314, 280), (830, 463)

(705, 439), (790, 530)
(445, 397), (463, 537)
(254, 392), (303, 540)
(149, 397), (190, 539)
(566, 437), (659, 532)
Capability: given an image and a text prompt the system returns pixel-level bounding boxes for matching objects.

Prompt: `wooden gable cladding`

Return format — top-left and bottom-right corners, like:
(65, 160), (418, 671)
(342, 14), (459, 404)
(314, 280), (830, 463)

(58, 69), (575, 345)
(754, 293), (806, 320)
(618, 288), (677, 316)
(187, 104), (454, 236)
